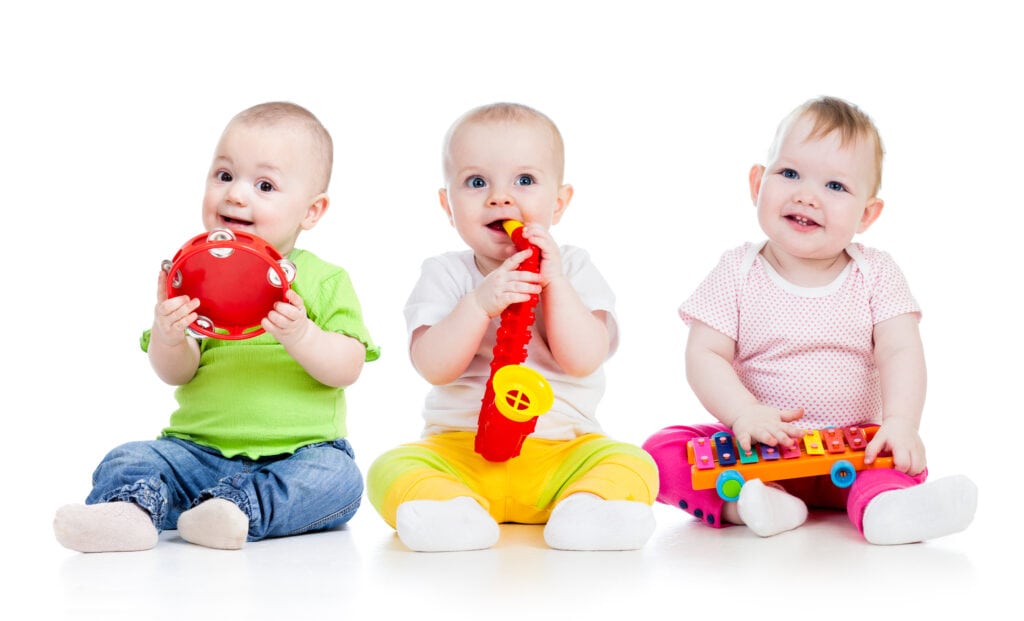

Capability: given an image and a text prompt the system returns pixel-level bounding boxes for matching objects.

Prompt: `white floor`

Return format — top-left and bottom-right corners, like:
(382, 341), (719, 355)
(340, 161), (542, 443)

(18, 488), (1007, 620)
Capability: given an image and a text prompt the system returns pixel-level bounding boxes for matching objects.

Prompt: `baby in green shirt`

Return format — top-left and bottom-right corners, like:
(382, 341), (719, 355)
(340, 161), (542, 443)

(54, 102), (378, 552)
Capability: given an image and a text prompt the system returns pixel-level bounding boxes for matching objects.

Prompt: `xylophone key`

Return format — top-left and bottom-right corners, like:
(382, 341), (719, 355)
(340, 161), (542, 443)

(712, 432), (738, 466)
(780, 441), (802, 459)
(843, 426), (868, 450)
(803, 430), (826, 455)
(760, 444), (781, 460)
(821, 427), (847, 454)
(738, 445), (759, 464)
(692, 437), (716, 470)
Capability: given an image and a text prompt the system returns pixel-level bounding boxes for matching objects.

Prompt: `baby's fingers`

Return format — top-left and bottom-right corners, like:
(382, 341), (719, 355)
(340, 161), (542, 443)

(154, 296), (200, 339)
(163, 301), (199, 335)
(500, 248), (535, 272)
(889, 445), (913, 473)
(907, 448), (927, 476)
(863, 435), (885, 465)
(158, 295), (198, 317)
(734, 431), (753, 452)
(156, 269), (168, 301)
(773, 425), (801, 448)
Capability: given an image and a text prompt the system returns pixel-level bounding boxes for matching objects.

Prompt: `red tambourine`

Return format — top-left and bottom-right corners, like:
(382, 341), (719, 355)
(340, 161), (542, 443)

(161, 228), (296, 340)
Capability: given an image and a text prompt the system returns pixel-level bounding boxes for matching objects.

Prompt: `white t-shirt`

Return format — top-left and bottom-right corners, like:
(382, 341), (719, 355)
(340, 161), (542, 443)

(405, 246), (618, 440)
(679, 241), (921, 429)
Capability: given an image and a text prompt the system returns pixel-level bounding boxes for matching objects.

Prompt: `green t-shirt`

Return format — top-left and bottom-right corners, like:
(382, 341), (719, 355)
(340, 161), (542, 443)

(141, 248), (379, 459)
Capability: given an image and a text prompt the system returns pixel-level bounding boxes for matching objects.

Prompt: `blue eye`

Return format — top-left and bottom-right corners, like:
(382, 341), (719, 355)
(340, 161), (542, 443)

(781, 169), (798, 179)
(515, 175), (534, 186)
(257, 180), (274, 193)
(217, 171), (233, 182)
(467, 176), (486, 189)
(826, 181), (846, 192)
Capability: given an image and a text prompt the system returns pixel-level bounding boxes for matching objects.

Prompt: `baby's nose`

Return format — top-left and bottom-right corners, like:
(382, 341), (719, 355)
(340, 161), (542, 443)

(488, 189), (513, 206)
(226, 182), (249, 205)
(794, 187), (819, 207)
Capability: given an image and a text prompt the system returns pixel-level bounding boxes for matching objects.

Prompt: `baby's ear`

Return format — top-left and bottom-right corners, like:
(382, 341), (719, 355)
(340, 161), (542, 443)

(748, 165), (766, 204)
(857, 197), (884, 233)
(551, 184), (574, 224)
(438, 188), (455, 226)
(302, 194), (329, 230)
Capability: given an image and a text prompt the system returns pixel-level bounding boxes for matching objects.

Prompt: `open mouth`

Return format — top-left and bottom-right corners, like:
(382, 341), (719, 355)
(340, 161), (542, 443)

(486, 219), (508, 232)
(221, 215), (253, 227)
(786, 214), (819, 228)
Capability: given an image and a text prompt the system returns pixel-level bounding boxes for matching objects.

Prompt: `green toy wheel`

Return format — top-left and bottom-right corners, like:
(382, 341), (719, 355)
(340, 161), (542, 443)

(716, 470), (745, 502)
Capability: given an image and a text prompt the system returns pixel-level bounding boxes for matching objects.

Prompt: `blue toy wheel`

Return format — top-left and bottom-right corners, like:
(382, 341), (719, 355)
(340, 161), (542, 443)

(830, 459), (857, 488)
(715, 470), (745, 502)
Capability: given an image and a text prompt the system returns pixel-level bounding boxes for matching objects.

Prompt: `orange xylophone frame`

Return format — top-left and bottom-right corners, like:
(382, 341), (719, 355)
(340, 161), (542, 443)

(687, 425), (895, 501)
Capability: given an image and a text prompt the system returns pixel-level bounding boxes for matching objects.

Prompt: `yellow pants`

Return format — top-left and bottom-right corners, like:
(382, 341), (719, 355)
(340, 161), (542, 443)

(367, 431), (659, 528)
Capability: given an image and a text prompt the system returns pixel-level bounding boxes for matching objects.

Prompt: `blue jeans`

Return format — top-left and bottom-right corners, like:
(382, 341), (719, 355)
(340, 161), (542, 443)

(85, 436), (363, 541)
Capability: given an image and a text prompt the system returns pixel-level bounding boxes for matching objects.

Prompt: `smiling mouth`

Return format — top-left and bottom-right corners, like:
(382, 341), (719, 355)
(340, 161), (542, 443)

(787, 214), (818, 228)
(221, 215), (253, 227)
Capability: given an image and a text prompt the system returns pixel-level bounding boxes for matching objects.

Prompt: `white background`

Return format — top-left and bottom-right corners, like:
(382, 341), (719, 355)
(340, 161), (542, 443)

(2, 0), (1019, 617)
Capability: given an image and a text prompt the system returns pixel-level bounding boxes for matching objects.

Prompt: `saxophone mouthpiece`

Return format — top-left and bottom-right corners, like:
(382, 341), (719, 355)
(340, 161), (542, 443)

(501, 220), (524, 237)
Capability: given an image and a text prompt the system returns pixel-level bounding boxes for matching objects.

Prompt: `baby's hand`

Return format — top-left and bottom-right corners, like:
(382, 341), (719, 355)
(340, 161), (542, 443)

(731, 406), (805, 452)
(472, 248), (543, 317)
(262, 289), (312, 346)
(521, 223), (563, 287)
(865, 418), (926, 475)
(152, 269), (200, 347)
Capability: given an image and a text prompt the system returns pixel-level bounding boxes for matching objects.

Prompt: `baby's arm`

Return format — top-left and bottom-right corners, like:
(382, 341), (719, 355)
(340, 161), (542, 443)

(686, 321), (804, 451)
(411, 248), (541, 385)
(148, 269), (201, 385)
(523, 224), (609, 377)
(864, 313), (927, 474)
(262, 289), (366, 388)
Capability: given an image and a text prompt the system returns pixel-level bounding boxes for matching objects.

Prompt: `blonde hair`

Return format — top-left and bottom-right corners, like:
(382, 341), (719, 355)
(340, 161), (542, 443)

(231, 101), (334, 192)
(442, 102), (566, 181)
(769, 96), (885, 195)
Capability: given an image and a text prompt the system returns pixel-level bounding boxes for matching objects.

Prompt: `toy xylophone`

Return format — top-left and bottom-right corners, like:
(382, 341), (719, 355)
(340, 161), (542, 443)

(687, 425), (895, 501)
(162, 228), (296, 340)
(474, 220), (554, 462)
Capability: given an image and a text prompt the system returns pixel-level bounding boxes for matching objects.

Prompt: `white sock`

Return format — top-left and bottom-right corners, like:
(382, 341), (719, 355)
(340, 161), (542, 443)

(862, 475), (978, 545)
(543, 493), (656, 551)
(177, 498), (249, 550)
(736, 479), (808, 537)
(396, 497), (499, 552)
(53, 502), (158, 553)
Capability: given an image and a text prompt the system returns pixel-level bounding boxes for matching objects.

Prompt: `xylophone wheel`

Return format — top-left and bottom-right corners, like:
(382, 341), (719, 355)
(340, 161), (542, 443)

(715, 470), (745, 502)
(830, 460), (857, 488)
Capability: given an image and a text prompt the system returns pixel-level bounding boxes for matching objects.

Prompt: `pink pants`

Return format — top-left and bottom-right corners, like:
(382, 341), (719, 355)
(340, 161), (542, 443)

(642, 423), (927, 535)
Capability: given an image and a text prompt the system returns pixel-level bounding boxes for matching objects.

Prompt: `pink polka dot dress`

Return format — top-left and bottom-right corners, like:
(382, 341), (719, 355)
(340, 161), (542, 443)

(642, 241), (925, 530)
(679, 241), (920, 429)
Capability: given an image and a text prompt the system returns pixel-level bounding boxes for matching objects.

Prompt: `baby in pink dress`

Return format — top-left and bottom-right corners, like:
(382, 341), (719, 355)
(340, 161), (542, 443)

(643, 96), (977, 544)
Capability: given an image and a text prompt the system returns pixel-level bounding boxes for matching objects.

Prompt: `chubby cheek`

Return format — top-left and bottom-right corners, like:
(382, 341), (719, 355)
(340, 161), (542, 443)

(201, 189), (221, 214)
(200, 204), (220, 230)
(520, 204), (556, 228)
(755, 202), (776, 232)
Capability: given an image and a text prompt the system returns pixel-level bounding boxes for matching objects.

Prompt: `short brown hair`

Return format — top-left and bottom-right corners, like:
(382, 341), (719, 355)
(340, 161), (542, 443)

(770, 96), (884, 195)
(232, 101), (334, 192)
(442, 102), (566, 182)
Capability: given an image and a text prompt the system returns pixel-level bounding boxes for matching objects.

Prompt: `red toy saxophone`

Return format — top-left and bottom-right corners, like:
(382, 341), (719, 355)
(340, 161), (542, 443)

(474, 220), (554, 462)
